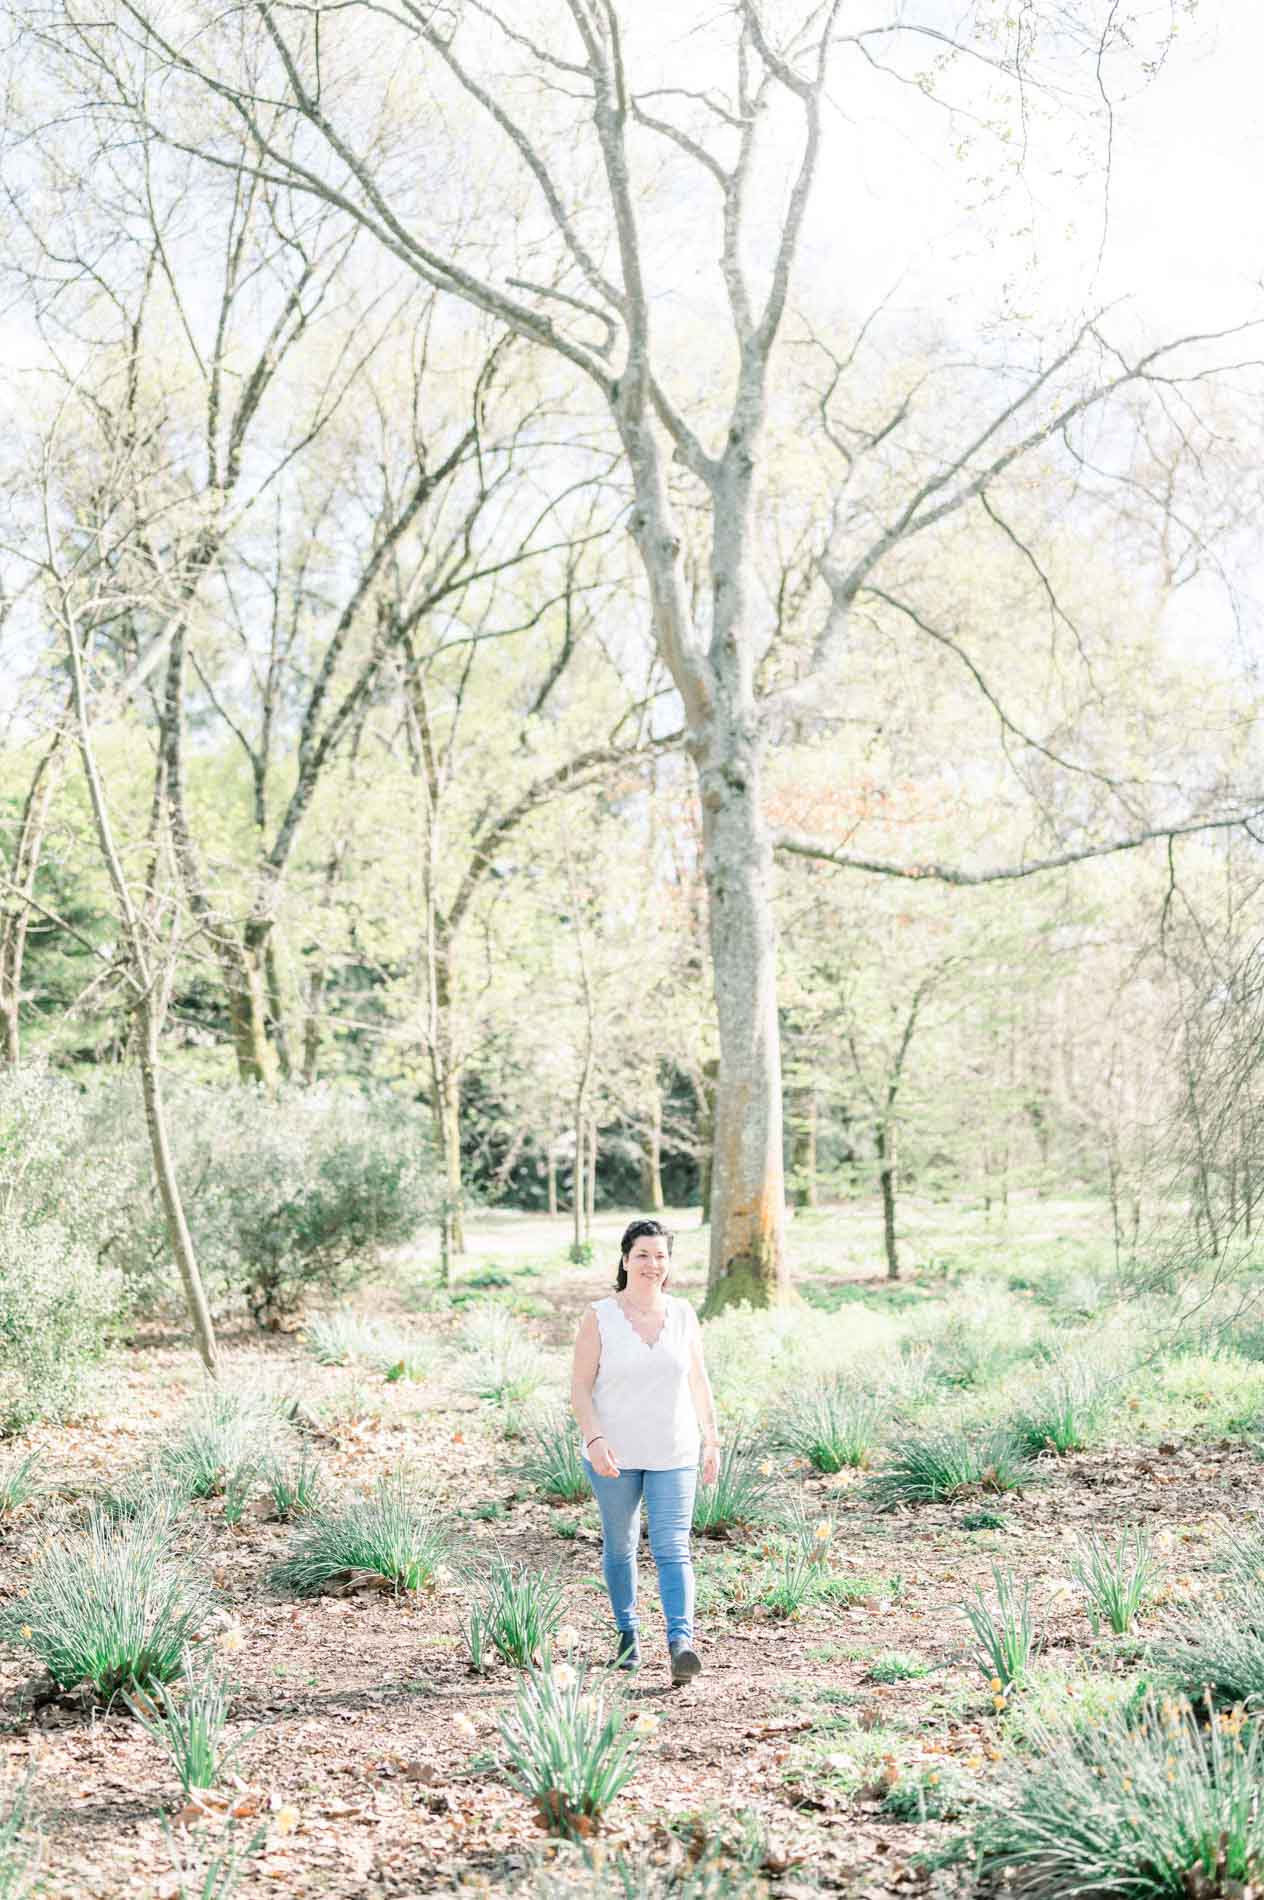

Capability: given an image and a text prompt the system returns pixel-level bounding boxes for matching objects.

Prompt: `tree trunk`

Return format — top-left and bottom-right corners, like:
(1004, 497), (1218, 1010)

(263, 940), (293, 1082)
(696, 720), (788, 1313)
(440, 1064), (465, 1256)
(0, 731), (63, 1065)
(792, 1088), (818, 1210)
(641, 1084), (665, 1212)
(137, 997), (218, 1373)
(585, 1113), (597, 1239)
(547, 1140), (558, 1218)
(697, 1058), (718, 1225)
(877, 1119), (899, 1280)
(301, 963), (325, 1084)
(572, 1122), (584, 1256)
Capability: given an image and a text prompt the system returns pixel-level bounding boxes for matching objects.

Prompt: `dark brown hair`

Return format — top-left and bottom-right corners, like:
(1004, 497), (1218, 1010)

(615, 1218), (674, 1292)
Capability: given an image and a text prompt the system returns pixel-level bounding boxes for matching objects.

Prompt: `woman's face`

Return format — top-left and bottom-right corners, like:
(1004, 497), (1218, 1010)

(625, 1235), (671, 1295)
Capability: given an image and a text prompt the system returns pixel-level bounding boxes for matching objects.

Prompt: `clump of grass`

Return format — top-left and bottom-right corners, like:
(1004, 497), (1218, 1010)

(459, 1307), (547, 1405)
(772, 1380), (879, 1473)
(270, 1474), (447, 1597)
(963, 1565), (1037, 1692)
(961, 1507), (1009, 1531)
(93, 1474), (188, 1532)
(0, 1453), (40, 1518)
(160, 1814), (265, 1900)
(866, 1426), (1031, 1510)
(691, 1436), (778, 1536)
(973, 1693), (1264, 1897)
(304, 1312), (436, 1381)
(758, 1508), (837, 1619)
(499, 1664), (639, 1840)
(882, 1761), (971, 1823)
(1150, 1576), (1264, 1706)
(127, 1656), (253, 1796)
(264, 1447), (323, 1523)
(0, 1772), (40, 1899)
(0, 1515), (207, 1700)
(465, 1557), (564, 1670)
(1010, 1360), (1113, 1456)
(159, 1390), (284, 1503)
(868, 1651), (931, 1684)
(1071, 1527), (1157, 1635)
(515, 1410), (588, 1503)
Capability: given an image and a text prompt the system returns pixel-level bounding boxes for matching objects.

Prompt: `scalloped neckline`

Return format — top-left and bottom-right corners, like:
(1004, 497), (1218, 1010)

(612, 1295), (670, 1352)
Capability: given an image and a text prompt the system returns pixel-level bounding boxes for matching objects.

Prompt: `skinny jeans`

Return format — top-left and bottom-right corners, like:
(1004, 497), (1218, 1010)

(582, 1459), (697, 1647)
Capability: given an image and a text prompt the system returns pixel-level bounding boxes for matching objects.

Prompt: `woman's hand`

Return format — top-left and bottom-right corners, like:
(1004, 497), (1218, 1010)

(701, 1442), (720, 1486)
(590, 1438), (621, 1479)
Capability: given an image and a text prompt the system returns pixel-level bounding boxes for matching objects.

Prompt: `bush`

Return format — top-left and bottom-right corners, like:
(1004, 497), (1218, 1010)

(0, 1512), (208, 1699)
(973, 1693), (1264, 1897)
(271, 1474), (447, 1596)
(772, 1380), (878, 1473)
(0, 1215), (122, 1431)
(691, 1436), (778, 1536)
(499, 1664), (640, 1840)
(465, 1557), (564, 1669)
(866, 1426), (1031, 1510)
(515, 1410), (589, 1503)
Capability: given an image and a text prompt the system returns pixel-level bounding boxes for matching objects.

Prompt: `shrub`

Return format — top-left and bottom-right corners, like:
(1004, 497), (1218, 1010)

(0, 1215), (122, 1431)
(1071, 1527), (1157, 1635)
(515, 1411), (589, 1503)
(772, 1380), (878, 1473)
(128, 1656), (252, 1796)
(271, 1474), (447, 1596)
(963, 1565), (1037, 1692)
(866, 1426), (1031, 1510)
(973, 1693), (1264, 1897)
(691, 1436), (778, 1536)
(0, 1513), (208, 1699)
(499, 1664), (639, 1839)
(465, 1557), (564, 1669)
(1009, 1360), (1113, 1456)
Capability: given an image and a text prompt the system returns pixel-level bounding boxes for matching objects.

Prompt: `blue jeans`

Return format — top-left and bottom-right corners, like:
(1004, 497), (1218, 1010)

(583, 1460), (697, 1647)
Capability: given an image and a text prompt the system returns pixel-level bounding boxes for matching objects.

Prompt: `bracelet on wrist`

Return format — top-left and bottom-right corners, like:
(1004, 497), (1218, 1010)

(585, 1434), (606, 1448)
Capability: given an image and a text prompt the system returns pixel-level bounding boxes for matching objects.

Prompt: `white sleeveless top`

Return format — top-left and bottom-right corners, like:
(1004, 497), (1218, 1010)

(586, 1295), (701, 1471)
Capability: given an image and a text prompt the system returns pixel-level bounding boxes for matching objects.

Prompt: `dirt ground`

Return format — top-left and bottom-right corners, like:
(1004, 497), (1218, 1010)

(1, 1210), (1249, 1898)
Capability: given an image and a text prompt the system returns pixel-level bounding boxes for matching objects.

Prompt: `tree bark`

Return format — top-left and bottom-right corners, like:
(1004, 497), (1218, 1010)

(792, 1088), (818, 1210)
(585, 1112), (597, 1238)
(697, 719), (788, 1313)
(137, 995), (219, 1371)
(0, 730), (64, 1065)
(877, 1119), (899, 1280)
(547, 1139), (558, 1218)
(641, 1083), (665, 1212)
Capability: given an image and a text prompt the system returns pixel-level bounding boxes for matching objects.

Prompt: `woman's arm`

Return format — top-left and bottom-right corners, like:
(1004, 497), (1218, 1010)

(571, 1307), (619, 1476)
(687, 1314), (721, 1483)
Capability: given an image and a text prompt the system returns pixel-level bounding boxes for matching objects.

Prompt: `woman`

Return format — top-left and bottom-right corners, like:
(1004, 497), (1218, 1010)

(570, 1217), (720, 1684)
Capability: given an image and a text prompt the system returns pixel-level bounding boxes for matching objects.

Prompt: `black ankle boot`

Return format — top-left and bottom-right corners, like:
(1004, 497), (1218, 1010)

(612, 1630), (640, 1670)
(669, 1641), (702, 1685)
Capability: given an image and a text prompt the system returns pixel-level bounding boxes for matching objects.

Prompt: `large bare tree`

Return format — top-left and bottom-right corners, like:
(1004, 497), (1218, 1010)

(43, 0), (1263, 1309)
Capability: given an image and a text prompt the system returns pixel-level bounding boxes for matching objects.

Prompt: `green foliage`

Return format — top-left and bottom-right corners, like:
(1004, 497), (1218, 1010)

(160, 1816), (266, 1900)
(0, 1212), (122, 1432)
(303, 1311), (436, 1381)
(465, 1557), (564, 1670)
(691, 1436), (778, 1536)
(499, 1664), (639, 1840)
(270, 1473), (447, 1596)
(1071, 1527), (1157, 1634)
(868, 1651), (931, 1684)
(1009, 1360), (1114, 1456)
(963, 1565), (1037, 1691)
(757, 1510), (836, 1620)
(866, 1426), (1031, 1509)
(0, 1454), (40, 1517)
(972, 1694), (1264, 1898)
(1149, 1576), (1264, 1706)
(0, 1772), (41, 1900)
(772, 1380), (878, 1473)
(264, 1447), (323, 1522)
(514, 1410), (589, 1503)
(159, 1389), (286, 1503)
(127, 1657), (252, 1796)
(881, 1762), (971, 1822)
(459, 1306), (547, 1405)
(0, 1513), (208, 1699)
